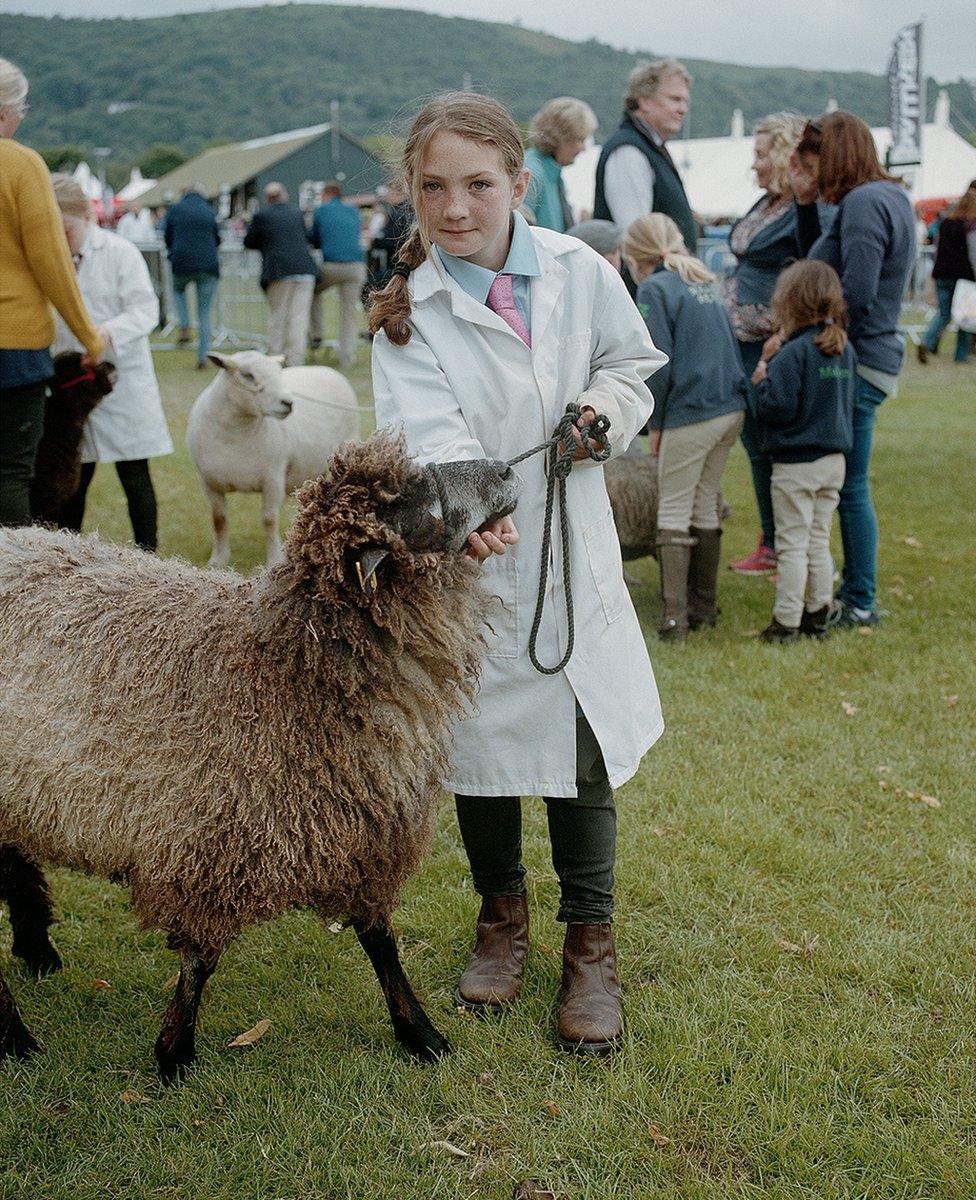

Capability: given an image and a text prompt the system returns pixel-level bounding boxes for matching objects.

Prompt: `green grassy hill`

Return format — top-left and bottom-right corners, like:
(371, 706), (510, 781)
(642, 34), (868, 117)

(3, 3), (974, 166)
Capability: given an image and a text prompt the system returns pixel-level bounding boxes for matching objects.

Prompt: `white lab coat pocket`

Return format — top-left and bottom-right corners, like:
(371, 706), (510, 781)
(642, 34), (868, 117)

(556, 328), (593, 393)
(480, 552), (520, 658)
(584, 511), (624, 625)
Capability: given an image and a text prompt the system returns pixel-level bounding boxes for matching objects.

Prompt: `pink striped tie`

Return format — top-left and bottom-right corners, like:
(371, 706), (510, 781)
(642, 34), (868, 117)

(486, 273), (531, 347)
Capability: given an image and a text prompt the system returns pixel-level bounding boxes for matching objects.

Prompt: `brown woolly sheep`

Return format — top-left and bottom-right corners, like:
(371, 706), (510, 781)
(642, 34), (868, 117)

(29, 352), (117, 524)
(604, 452), (731, 563)
(604, 452), (660, 561)
(0, 431), (520, 1082)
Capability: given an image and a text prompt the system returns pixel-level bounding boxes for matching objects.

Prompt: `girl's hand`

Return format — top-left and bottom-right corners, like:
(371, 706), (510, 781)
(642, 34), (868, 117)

(466, 514), (519, 562)
(760, 330), (784, 364)
(788, 148), (819, 205)
(649, 428), (662, 455)
(563, 406), (601, 462)
(751, 358), (768, 386)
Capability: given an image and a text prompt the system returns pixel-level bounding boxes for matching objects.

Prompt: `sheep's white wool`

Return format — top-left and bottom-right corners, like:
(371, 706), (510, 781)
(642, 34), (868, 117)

(187, 350), (361, 567)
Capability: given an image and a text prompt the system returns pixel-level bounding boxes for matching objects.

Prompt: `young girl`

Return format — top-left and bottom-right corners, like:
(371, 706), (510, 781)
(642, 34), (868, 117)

(753, 260), (855, 641)
(50, 174), (172, 552)
(370, 93), (667, 1055)
(622, 214), (746, 640)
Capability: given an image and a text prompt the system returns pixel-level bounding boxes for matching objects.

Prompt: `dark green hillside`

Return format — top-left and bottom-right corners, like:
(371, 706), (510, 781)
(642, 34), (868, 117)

(3, 4), (973, 164)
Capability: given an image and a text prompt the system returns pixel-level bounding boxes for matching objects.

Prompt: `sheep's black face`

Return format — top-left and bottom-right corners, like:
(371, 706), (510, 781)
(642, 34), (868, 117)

(52, 352), (116, 418)
(288, 435), (522, 602)
(389, 460), (521, 555)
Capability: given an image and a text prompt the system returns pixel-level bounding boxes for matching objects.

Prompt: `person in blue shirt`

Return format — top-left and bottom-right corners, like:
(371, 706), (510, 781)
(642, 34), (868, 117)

(753, 260), (855, 642)
(622, 213), (747, 641)
(309, 181), (365, 368)
(523, 98), (596, 233)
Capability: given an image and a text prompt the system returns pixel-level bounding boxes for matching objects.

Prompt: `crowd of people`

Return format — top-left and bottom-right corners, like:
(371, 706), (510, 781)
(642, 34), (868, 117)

(0, 50), (965, 1054)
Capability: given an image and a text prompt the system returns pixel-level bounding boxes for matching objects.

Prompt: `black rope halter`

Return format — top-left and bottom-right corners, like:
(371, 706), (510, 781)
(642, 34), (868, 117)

(507, 404), (611, 675)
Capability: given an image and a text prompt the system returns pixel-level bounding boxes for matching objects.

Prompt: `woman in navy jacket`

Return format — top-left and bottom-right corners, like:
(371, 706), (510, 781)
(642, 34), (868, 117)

(787, 111), (916, 627)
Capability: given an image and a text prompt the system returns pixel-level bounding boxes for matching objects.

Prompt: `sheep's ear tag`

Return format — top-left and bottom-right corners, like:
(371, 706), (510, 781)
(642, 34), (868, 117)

(355, 547), (388, 595)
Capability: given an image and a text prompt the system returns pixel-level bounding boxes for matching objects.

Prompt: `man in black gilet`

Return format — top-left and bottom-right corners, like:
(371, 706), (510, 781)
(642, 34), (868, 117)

(594, 58), (697, 264)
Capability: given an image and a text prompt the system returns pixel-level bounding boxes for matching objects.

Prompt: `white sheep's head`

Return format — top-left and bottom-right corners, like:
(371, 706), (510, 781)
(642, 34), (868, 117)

(285, 431), (520, 603)
(207, 350), (293, 419)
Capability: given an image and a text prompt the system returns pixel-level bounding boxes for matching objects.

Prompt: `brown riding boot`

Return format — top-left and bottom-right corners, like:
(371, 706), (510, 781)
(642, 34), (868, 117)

(656, 530), (693, 641)
(556, 922), (623, 1054)
(454, 892), (529, 1013)
(687, 526), (722, 630)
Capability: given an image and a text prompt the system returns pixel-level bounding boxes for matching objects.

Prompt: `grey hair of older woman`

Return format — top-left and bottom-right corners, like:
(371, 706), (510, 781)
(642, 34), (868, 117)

(754, 111), (808, 196)
(527, 97), (597, 158)
(0, 58), (28, 112)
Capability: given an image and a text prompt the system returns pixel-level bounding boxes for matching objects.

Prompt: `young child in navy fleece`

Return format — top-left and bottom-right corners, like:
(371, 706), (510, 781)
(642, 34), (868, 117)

(752, 260), (855, 641)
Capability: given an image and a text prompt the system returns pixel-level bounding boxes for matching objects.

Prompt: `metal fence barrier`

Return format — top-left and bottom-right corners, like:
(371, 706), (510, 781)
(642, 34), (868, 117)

(134, 238), (938, 352)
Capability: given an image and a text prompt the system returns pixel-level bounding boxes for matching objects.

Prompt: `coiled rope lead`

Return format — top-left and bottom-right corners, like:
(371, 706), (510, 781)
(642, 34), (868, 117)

(507, 403), (612, 675)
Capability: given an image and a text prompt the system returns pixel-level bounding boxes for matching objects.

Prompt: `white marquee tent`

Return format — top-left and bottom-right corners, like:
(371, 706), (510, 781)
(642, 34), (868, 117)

(563, 92), (976, 224)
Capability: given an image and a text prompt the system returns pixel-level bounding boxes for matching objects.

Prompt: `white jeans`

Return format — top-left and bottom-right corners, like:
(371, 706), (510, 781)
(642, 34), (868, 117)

(308, 260), (366, 367)
(656, 410), (744, 531)
(770, 453), (846, 626)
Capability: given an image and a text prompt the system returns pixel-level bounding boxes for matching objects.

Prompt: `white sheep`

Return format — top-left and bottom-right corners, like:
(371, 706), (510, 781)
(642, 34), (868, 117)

(186, 350), (362, 567)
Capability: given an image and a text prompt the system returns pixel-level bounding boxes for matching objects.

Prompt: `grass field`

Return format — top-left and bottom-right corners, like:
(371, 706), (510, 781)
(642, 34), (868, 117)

(1, 339), (974, 1200)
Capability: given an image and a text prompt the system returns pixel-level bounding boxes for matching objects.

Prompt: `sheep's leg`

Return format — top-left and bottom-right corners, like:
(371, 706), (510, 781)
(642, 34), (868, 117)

(203, 483), (230, 568)
(353, 922), (451, 1062)
(0, 969), (38, 1062)
(261, 476), (286, 567)
(154, 940), (218, 1085)
(0, 846), (62, 978)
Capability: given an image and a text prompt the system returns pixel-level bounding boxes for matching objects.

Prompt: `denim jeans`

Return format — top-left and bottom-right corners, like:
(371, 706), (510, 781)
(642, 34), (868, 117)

(736, 339), (776, 549)
(172, 272), (219, 364)
(837, 377), (885, 612)
(924, 279), (972, 362)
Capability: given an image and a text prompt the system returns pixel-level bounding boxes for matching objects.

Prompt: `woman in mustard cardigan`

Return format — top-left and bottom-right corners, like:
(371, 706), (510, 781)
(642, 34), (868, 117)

(0, 57), (103, 526)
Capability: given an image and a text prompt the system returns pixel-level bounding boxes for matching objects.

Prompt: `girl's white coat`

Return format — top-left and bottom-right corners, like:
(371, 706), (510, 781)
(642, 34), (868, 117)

(52, 225), (172, 464)
(373, 226), (668, 796)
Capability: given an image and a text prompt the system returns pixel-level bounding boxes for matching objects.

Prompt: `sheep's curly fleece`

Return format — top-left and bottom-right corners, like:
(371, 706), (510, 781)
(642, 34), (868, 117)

(0, 432), (493, 955)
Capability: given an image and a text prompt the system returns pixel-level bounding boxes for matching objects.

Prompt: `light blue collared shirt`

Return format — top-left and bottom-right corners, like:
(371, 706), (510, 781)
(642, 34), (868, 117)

(438, 211), (541, 333)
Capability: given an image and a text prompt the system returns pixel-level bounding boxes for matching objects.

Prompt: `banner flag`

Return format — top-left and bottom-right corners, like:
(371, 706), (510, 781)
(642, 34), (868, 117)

(888, 21), (924, 167)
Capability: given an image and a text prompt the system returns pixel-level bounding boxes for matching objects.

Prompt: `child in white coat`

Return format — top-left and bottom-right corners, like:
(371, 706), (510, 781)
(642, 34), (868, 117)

(50, 174), (172, 551)
(370, 93), (667, 1054)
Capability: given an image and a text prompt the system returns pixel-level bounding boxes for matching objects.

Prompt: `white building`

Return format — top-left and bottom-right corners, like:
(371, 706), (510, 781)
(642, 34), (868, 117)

(563, 92), (976, 223)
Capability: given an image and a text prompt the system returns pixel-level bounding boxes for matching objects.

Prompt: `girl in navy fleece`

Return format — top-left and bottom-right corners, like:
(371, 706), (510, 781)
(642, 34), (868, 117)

(753, 261), (855, 642)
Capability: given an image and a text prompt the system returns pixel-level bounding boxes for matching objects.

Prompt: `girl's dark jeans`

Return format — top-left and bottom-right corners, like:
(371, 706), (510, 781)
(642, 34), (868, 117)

(455, 710), (616, 924)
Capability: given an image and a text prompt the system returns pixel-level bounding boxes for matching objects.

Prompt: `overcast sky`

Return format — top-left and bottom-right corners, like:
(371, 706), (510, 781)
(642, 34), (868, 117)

(3, 0), (973, 80)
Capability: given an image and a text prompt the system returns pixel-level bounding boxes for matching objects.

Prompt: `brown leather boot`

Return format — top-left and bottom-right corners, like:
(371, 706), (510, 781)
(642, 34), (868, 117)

(556, 922), (623, 1054)
(454, 892), (528, 1013)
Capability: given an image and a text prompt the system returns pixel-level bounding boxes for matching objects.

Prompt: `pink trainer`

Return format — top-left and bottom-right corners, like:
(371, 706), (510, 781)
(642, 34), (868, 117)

(728, 536), (777, 575)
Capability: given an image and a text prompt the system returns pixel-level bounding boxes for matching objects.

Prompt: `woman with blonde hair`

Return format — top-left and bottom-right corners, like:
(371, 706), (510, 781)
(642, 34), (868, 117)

(370, 92), (666, 1055)
(523, 97), (597, 232)
(0, 56), (103, 526)
(723, 111), (834, 577)
(50, 173), (172, 551)
(623, 213), (746, 640)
